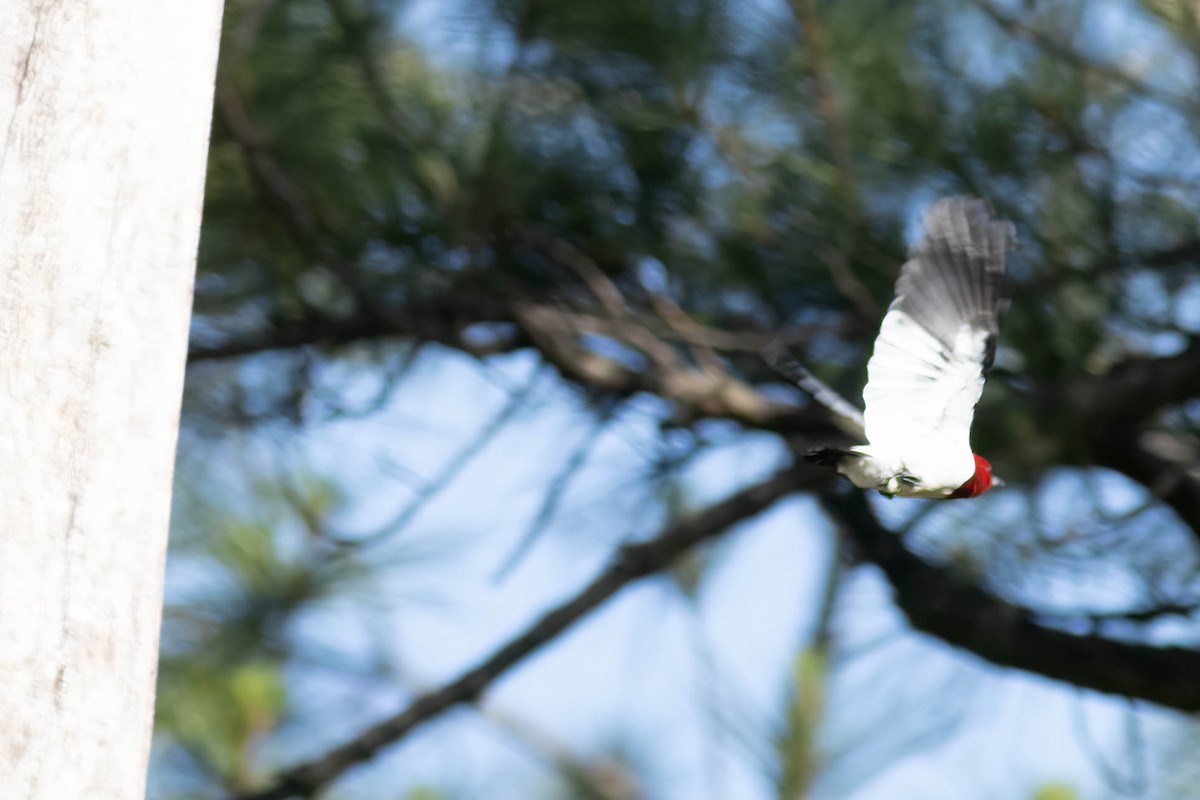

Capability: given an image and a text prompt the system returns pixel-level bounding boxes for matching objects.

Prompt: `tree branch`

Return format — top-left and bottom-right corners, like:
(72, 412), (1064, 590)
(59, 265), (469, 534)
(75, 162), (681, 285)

(187, 292), (518, 364)
(1090, 430), (1200, 540)
(1064, 340), (1200, 536)
(188, 297), (837, 366)
(823, 491), (1200, 712)
(189, 315), (398, 363)
(233, 465), (821, 800)
(1074, 339), (1200, 427)
(338, 369), (544, 546)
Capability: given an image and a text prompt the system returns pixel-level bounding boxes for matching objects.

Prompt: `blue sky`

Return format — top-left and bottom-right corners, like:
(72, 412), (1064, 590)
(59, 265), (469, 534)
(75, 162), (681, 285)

(163, 345), (1195, 799)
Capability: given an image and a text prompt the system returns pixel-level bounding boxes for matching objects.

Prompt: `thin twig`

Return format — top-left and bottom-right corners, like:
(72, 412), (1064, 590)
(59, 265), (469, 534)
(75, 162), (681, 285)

(520, 227), (629, 318)
(335, 367), (544, 546)
(645, 284), (724, 373)
(492, 406), (618, 580)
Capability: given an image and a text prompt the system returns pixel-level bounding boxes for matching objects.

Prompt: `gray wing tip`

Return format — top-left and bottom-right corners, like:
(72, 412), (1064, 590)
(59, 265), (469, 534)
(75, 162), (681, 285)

(921, 195), (1015, 308)
(892, 195), (1015, 346)
(917, 196), (1015, 261)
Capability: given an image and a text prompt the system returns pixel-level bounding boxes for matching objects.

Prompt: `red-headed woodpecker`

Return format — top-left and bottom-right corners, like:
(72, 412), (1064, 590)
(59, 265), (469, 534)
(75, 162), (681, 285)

(769, 197), (1013, 499)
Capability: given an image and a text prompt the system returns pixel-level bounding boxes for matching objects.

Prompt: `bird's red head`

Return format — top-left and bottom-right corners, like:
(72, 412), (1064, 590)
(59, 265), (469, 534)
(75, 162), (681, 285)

(949, 454), (994, 499)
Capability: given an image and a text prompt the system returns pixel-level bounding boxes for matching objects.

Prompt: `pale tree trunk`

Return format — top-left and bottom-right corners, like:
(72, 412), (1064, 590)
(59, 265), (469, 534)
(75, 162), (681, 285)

(0, 2), (223, 798)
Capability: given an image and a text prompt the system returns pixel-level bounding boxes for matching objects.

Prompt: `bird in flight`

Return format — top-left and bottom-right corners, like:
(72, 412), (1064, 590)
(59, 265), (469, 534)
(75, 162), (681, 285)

(768, 197), (1013, 499)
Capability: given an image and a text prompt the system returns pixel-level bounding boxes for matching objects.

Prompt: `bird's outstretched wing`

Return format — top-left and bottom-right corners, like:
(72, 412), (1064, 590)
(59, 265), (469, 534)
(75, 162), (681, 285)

(862, 197), (1013, 484)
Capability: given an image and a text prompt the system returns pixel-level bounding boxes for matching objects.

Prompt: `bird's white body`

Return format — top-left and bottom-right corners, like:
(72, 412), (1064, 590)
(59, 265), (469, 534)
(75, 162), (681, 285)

(790, 197), (1012, 499)
(848, 311), (991, 496)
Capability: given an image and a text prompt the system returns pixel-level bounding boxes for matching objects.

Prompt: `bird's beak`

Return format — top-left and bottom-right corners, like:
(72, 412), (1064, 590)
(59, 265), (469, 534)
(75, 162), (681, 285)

(991, 476), (1006, 488)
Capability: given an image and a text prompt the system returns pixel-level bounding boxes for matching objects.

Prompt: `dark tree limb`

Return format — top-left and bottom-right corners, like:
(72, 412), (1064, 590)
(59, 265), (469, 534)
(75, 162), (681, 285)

(1074, 339), (1200, 427)
(187, 293), (518, 364)
(191, 297), (846, 437)
(188, 299), (836, 365)
(1141, 238), (1200, 268)
(1067, 339), (1200, 537)
(189, 315), (400, 363)
(233, 466), (821, 800)
(1090, 431), (1200, 541)
(822, 490), (1200, 712)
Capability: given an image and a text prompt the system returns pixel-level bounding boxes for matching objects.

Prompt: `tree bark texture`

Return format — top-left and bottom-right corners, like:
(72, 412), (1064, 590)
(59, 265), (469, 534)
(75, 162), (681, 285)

(0, 2), (222, 797)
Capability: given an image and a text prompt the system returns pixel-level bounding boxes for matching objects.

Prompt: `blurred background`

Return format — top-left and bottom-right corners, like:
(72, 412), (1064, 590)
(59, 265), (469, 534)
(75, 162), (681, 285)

(151, 0), (1200, 797)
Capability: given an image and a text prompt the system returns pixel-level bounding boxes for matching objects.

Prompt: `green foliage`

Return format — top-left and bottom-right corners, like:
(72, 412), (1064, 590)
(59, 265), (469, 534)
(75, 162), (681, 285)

(776, 649), (826, 800)
(156, 660), (286, 786)
(1033, 783), (1078, 800)
(156, 471), (376, 791)
(407, 788), (450, 800)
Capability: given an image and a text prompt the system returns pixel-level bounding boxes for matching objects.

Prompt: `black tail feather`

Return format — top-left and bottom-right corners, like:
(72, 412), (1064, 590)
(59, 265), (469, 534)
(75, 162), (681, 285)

(805, 447), (860, 469)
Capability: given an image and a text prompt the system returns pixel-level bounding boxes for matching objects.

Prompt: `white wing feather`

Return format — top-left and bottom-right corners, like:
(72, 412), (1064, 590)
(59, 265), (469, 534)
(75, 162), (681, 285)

(860, 198), (1012, 491)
